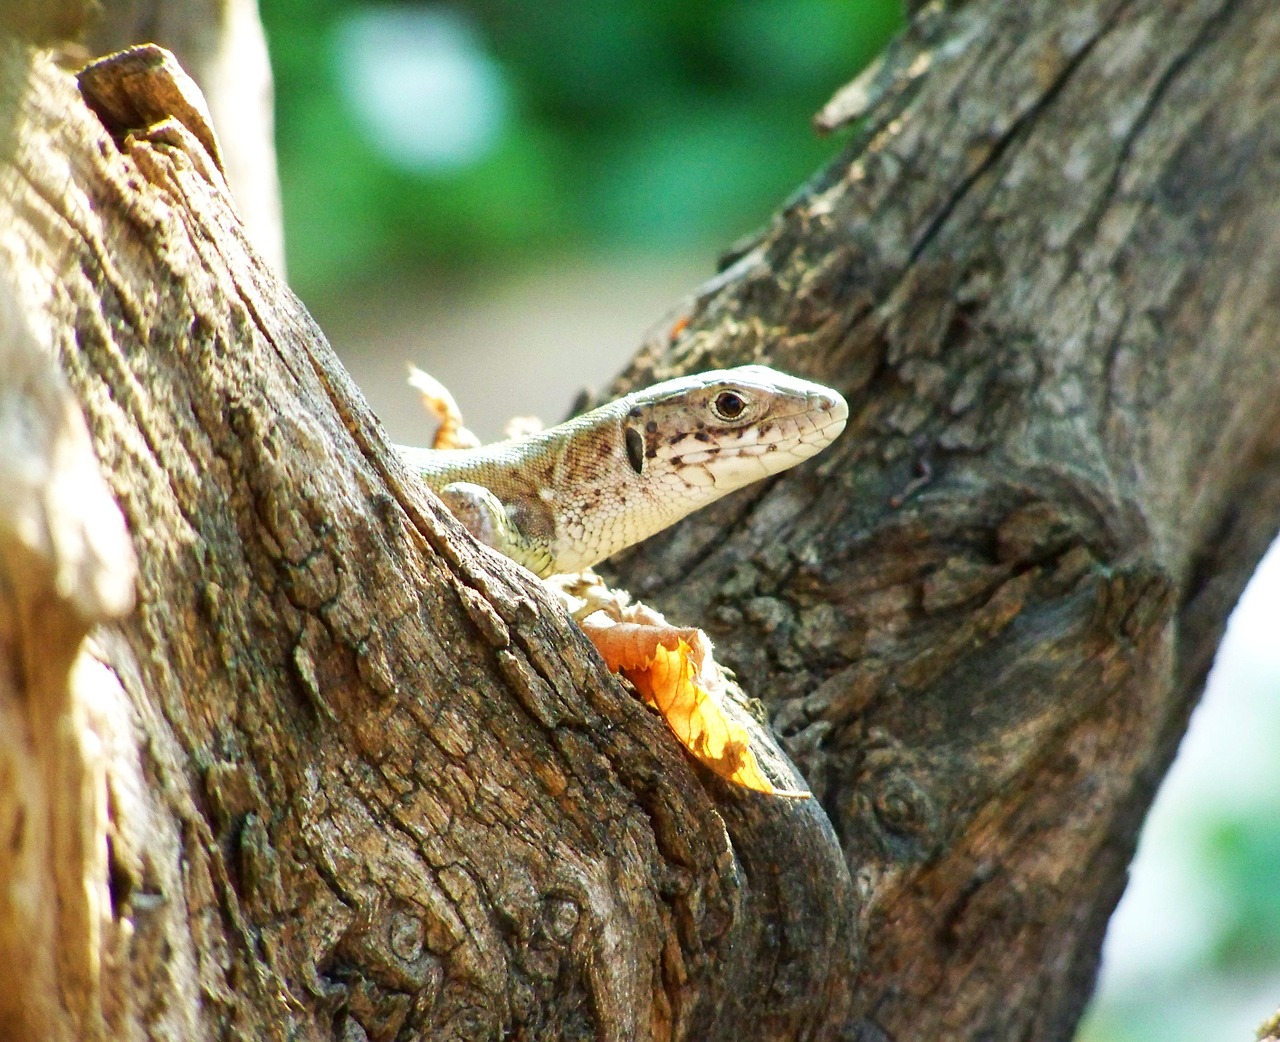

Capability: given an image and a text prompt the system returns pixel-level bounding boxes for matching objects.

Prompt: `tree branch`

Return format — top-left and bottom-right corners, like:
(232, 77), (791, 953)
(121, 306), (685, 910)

(606, 0), (1280, 1036)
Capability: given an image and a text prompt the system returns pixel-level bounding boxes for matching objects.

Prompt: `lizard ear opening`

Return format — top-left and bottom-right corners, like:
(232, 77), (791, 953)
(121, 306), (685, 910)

(625, 427), (645, 475)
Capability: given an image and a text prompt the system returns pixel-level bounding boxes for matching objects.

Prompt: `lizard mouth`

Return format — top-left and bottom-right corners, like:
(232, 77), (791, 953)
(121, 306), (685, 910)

(669, 406), (848, 479)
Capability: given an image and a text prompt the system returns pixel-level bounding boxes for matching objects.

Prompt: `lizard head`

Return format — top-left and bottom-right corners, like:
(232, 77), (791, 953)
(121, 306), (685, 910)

(622, 365), (848, 493)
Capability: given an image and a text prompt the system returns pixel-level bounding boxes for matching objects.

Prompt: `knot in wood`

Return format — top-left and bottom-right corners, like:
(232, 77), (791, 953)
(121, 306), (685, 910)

(539, 895), (581, 944)
(869, 768), (939, 846)
(387, 907), (426, 965)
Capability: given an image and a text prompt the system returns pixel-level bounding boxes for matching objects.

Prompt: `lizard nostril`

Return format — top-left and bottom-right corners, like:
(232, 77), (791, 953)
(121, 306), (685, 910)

(816, 390), (849, 418)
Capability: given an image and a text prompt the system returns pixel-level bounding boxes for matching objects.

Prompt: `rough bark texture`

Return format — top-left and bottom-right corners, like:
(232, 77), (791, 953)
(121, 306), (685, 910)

(607, 2), (1280, 1037)
(84, 0), (285, 270)
(0, 4), (1277, 1042)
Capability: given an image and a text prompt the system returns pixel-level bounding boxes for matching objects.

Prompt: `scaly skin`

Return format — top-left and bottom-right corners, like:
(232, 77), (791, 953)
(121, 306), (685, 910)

(396, 365), (849, 577)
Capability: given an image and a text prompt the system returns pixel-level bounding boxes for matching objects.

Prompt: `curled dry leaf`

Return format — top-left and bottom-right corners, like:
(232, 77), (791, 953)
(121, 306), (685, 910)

(408, 364), (543, 444)
(582, 618), (810, 799)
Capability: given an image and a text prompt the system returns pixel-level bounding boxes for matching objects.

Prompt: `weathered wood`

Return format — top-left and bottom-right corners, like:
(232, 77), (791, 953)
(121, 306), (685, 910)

(0, 257), (137, 1042)
(83, 0), (285, 269)
(1, 0), (1278, 1039)
(0, 37), (852, 1042)
(607, 0), (1280, 1037)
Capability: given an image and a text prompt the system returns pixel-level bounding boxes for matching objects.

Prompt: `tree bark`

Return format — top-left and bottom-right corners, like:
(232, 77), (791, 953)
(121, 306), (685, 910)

(84, 0), (285, 270)
(1, 4), (1278, 1042)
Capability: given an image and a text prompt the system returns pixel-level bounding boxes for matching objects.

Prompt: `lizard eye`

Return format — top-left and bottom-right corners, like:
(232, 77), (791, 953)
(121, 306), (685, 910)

(712, 390), (747, 421)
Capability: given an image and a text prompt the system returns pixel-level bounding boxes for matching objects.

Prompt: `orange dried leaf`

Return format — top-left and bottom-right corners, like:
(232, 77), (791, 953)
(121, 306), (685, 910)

(585, 621), (808, 798)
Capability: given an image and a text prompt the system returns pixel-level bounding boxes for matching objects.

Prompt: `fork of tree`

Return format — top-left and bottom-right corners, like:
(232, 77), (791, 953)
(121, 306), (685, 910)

(2, 3), (1278, 1041)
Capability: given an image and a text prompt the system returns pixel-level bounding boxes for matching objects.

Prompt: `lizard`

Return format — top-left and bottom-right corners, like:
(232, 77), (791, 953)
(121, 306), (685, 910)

(396, 364), (849, 579)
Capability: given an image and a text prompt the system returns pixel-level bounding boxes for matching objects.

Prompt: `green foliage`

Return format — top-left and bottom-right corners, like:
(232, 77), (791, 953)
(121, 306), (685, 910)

(259, 0), (904, 293)
(1203, 808), (1280, 969)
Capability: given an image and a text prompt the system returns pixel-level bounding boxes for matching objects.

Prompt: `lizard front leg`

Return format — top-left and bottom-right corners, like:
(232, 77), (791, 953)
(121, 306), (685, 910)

(436, 481), (556, 579)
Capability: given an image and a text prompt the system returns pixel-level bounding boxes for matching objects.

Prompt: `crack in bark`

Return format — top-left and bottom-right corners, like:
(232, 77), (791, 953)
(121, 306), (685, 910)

(906, 3), (1124, 266)
(1082, 0), (1247, 262)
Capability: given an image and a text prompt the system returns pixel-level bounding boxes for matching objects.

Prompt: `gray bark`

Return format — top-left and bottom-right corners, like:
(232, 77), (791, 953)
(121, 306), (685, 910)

(609, 1), (1280, 1035)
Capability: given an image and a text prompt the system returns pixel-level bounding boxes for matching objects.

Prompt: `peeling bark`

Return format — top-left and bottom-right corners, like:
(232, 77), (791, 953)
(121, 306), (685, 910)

(1, 1), (1278, 1040)
(0, 234), (136, 1041)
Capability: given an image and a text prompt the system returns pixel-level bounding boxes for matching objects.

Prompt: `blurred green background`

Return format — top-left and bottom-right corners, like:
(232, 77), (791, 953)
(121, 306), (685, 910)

(262, 0), (902, 295)
(255, 4), (1280, 1039)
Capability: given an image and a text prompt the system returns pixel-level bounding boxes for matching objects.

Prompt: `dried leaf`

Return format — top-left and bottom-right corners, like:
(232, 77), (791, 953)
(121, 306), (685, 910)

(584, 620), (809, 799)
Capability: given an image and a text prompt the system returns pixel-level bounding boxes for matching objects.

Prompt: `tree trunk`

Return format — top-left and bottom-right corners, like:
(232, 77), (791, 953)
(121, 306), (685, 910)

(84, 0), (285, 270)
(1, 3), (1277, 1042)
